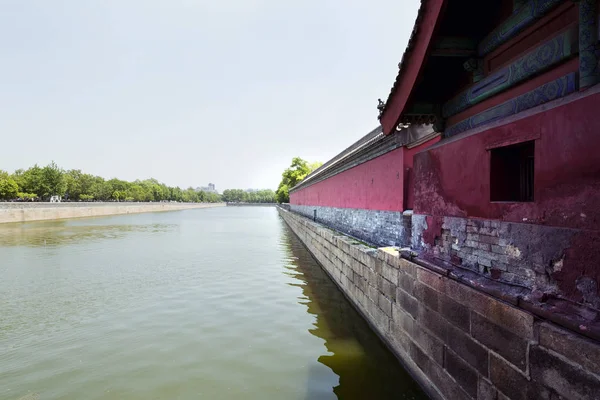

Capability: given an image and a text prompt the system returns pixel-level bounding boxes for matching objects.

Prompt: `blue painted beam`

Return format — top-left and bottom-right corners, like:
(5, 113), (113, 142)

(478, 0), (564, 57)
(444, 72), (577, 138)
(443, 28), (577, 118)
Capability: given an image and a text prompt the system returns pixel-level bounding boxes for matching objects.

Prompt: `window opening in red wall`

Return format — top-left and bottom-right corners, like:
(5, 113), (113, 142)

(490, 140), (534, 202)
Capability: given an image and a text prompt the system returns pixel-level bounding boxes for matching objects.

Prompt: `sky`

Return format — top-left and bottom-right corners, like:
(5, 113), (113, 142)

(1, 0), (420, 191)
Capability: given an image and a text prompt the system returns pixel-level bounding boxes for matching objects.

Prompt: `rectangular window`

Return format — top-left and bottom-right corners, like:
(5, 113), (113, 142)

(490, 140), (534, 202)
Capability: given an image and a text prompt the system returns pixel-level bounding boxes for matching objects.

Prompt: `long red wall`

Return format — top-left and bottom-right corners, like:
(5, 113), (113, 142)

(413, 91), (600, 232)
(290, 147), (406, 211)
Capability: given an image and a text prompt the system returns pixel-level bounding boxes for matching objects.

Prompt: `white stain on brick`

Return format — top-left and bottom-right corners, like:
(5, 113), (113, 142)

(506, 245), (522, 259)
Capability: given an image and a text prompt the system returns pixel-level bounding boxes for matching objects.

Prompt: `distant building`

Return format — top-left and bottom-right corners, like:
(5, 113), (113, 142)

(197, 183), (217, 194)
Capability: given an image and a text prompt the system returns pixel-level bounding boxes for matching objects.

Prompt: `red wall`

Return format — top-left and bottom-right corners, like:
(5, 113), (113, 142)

(413, 92), (600, 232)
(404, 137), (441, 210)
(290, 147), (406, 211)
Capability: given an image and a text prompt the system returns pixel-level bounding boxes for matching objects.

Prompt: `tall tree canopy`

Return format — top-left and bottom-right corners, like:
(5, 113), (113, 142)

(276, 157), (322, 203)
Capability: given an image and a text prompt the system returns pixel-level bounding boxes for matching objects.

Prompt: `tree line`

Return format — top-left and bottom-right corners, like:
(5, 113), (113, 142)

(221, 189), (276, 203)
(275, 157), (322, 203)
(0, 162), (221, 203)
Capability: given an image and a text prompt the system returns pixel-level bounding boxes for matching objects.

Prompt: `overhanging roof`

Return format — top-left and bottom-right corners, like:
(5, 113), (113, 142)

(379, 0), (446, 135)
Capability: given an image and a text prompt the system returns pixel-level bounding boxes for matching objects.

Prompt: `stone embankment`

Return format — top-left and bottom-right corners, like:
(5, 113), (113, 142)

(278, 206), (600, 400)
(0, 202), (225, 224)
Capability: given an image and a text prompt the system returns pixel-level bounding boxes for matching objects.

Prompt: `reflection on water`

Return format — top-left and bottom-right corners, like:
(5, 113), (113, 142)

(281, 227), (425, 400)
(0, 208), (425, 400)
(0, 220), (176, 248)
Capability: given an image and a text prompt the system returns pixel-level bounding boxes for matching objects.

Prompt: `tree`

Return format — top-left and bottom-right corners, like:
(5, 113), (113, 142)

(2, 163), (222, 203)
(41, 161), (67, 198)
(0, 171), (19, 200)
(276, 157), (322, 203)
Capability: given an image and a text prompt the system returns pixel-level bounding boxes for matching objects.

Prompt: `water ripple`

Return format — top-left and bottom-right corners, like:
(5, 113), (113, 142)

(0, 207), (425, 400)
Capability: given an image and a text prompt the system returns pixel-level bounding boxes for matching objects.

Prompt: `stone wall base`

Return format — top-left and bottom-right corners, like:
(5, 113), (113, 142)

(278, 207), (600, 400)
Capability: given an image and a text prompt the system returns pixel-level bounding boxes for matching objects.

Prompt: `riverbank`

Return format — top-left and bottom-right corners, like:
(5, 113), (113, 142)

(0, 202), (225, 224)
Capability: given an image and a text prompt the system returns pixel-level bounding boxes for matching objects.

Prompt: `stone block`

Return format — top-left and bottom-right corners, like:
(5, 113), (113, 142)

(445, 322), (488, 376)
(392, 303), (415, 336)
(367, 283), (379, 303)
(465, 240), (478, 248)
(467, 233), (480, 242)
(414, 282), (440, 312)
(417, 267), (445, 292)
(418, 303), (449, 342)
(397, 288), (418, 319)
(491, 245), (506, 254)
(538, 322), (600, 376)
(378, 292), (393, 318)
(380, 261), (399, 283)
(398, 271), (416, 295)
(467, 226), (479, 233)
(378, 275), (397, 301)
(444, 279), (534, 339)
(477, 242), (492, 252)
(439, 295), (470, 333)
(478, 378), (498, 400)
(409, 339), (432, 374)
(398, 258), (417, 277)
(413, 323), (444, 366)
(365, 298), (390, 335)
(478, 256), (492, 267)
(354, 275), (366, 293)
(363, 265), (376, 285)
(444, 348), (478, 398)
(471, 312), (528, 372)
(490, 353), (551, 400)
(423, 350), (472, 400)
(530, 345), (600, 400)
(479, 235), (500, 245)
(389, 321), (412, 355)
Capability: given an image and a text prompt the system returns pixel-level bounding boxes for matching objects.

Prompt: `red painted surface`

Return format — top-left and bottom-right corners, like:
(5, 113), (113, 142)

(413, 91), (600, 232)
(290, 148), (405, 211)
(380, 0), (446, 135)
(404, 137), (441, 210)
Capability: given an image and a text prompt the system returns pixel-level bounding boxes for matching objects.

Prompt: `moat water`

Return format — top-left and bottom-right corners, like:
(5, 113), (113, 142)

(0, 207), (426, 400)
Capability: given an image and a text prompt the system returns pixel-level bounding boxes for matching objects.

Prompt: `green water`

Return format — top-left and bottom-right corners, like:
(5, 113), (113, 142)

(0, 207), (426, 400)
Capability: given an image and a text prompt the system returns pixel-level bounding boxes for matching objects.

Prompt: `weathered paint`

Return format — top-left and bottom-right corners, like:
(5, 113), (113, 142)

(404, 138), (441, 210)
(415, 92), (600, 228)
(290, 147), (405, 211)
(413, 92), (600, 304)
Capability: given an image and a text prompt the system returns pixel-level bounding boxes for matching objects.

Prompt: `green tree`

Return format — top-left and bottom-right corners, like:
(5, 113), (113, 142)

(41, 161), (67, 198)
(276, 157), (322, 203)
(0, 171), (19, 200)
(17, 165), (45, 197)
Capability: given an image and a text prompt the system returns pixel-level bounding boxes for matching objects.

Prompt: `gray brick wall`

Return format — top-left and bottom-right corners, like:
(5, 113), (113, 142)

(411, 214), (584, 302)
(290, 204), (411, 247)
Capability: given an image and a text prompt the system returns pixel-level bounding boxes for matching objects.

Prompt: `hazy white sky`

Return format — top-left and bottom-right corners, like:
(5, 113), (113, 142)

(1, 0), (419, 190)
